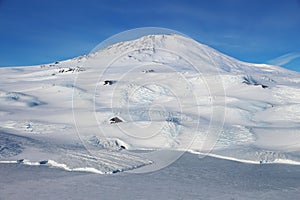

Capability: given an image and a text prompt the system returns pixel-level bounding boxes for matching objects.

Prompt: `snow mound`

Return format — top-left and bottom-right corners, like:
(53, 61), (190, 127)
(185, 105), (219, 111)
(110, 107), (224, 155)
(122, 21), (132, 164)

(88, 136), (129, 150)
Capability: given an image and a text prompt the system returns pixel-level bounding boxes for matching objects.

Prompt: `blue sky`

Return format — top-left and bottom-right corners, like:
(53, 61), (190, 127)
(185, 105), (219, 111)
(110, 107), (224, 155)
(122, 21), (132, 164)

(1, 0), (300, 71)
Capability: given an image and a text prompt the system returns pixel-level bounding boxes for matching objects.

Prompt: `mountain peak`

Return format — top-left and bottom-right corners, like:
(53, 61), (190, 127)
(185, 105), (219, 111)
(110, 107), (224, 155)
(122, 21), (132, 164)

(85, 34), (289, 75)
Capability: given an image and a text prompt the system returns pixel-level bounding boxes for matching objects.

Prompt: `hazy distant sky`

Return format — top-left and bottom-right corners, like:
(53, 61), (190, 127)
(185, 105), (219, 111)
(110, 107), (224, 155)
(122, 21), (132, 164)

(1, 0), (300, 71)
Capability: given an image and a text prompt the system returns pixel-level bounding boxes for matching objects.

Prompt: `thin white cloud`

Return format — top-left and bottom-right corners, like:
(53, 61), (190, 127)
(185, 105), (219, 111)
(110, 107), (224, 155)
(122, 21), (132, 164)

(268, 52), (300, 66)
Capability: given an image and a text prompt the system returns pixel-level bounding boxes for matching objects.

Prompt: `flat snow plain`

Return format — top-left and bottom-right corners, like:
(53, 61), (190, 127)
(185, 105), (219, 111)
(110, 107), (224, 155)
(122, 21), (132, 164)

(1, 153), (300, 200)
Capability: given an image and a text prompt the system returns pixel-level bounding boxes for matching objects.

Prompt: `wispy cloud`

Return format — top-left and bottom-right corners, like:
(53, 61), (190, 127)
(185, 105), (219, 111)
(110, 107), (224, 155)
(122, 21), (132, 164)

(268, 52), (300, 66)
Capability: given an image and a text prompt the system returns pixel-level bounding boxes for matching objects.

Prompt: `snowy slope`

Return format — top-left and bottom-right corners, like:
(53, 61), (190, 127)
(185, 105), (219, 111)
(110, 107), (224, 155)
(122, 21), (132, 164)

(1, 34), (300, 174)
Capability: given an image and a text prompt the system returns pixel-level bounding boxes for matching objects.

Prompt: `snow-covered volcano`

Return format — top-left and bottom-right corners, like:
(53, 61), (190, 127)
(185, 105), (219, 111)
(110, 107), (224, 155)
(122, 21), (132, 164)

(1, 34), (300, 174)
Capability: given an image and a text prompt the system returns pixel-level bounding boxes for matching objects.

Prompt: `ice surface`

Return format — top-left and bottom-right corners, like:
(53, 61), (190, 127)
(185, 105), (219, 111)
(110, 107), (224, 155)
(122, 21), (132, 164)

(1, 153), (300, 200)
